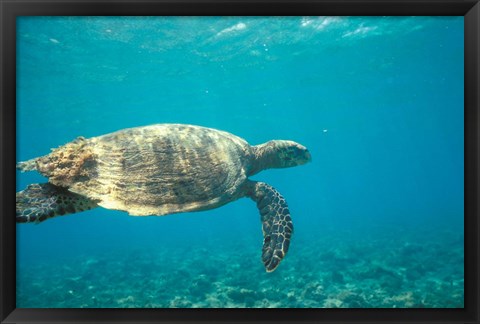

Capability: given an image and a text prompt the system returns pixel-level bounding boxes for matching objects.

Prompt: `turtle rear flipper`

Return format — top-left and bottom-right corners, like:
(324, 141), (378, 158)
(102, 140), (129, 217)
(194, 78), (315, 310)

(16, 158), (38, 172)
(16, 183), (98, 223)
(246, 181), (293, 272)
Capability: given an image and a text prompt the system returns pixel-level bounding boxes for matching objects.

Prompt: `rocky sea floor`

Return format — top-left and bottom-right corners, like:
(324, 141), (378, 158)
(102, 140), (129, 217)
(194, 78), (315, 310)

(17, 224), (464, 308)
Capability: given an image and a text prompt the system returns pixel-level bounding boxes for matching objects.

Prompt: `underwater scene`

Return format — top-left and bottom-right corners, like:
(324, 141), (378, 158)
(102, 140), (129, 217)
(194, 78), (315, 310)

(16, 16), (464, 308)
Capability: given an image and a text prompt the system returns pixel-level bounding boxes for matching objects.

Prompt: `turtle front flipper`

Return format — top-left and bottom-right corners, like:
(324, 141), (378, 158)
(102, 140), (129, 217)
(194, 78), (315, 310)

(16, 183), (98, 223)
(245, 181), (293, 272)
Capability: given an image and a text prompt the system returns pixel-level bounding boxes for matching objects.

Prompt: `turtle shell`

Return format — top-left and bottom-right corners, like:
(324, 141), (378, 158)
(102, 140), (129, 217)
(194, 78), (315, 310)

(39, 124), (253, 216)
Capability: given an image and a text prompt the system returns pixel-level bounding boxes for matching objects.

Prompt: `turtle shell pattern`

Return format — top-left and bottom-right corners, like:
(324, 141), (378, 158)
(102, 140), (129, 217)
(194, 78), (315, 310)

(36, 124), (254, 216)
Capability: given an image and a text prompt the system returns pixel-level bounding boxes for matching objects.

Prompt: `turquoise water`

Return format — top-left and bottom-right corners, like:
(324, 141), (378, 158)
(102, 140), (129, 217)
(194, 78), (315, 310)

(16, 16), (464, 308)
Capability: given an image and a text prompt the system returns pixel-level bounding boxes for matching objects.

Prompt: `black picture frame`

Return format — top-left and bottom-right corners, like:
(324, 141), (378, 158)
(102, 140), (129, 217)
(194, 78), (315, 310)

(1, 1), (479, 323)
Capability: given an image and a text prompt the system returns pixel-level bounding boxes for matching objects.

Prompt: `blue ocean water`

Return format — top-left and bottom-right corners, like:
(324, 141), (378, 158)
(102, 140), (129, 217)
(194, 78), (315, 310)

(16, 16), (464, 308)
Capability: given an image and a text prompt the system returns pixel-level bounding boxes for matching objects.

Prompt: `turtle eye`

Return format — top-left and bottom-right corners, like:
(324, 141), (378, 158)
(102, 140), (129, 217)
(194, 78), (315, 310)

(284, 148), (301, 165)
(291, 147), (303, 157)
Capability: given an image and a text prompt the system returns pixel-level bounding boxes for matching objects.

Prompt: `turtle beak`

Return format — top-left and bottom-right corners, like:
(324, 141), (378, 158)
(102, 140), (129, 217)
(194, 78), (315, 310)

(296, 148), (311, 165)
(304, 150), (312, 163)
(306, 150), (312, 162)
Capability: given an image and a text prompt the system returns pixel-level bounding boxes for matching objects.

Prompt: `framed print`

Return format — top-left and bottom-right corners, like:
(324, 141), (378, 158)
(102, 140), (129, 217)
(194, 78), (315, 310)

(1, 1), (479, 323)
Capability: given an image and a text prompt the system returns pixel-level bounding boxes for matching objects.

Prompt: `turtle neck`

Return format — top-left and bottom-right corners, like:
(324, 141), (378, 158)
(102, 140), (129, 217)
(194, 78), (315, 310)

(249, 141), (282, 176)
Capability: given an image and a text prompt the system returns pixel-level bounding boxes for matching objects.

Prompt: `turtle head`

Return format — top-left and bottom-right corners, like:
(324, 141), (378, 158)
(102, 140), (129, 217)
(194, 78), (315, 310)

(271, 140), (312, 167)
(250, 140), (311, 175)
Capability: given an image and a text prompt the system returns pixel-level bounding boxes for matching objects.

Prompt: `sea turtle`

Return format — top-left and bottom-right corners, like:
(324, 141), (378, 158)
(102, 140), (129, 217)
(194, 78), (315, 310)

(16, 124), (311, 272)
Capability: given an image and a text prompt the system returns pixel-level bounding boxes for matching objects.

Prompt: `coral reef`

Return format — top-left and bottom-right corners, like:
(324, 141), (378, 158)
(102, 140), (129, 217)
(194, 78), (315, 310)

(16, 224), (464, 308)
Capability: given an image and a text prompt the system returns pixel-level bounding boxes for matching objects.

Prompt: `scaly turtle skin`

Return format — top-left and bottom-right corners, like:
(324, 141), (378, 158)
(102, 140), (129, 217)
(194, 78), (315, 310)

(16, 124), (311, 272)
